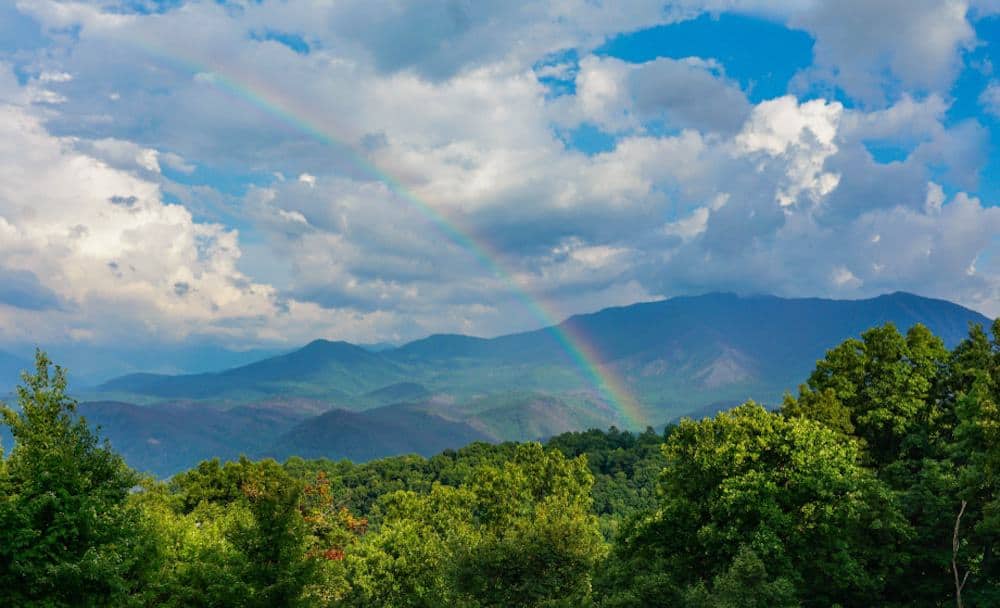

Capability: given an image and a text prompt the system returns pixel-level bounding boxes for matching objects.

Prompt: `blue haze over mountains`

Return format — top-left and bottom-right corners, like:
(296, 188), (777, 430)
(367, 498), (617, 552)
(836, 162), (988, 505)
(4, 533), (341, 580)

(1, 292), (993, 477)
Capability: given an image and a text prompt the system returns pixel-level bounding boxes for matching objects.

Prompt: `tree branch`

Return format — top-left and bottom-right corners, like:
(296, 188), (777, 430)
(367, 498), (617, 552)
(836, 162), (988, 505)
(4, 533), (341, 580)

(953, 500), (969, 608)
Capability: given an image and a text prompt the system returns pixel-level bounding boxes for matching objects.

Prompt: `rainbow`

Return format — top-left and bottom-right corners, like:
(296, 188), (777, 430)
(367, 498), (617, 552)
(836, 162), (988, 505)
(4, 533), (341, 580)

(128, 38), (647, 428)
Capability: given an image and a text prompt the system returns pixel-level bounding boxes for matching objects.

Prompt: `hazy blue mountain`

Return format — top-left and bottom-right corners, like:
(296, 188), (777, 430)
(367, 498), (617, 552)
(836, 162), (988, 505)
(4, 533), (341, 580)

(96, 292), (991, 422)
(358, 341), (403, 352)
(455, 391), (626, 440)
(536, 291), (992, 417)
(99, 339), (403, 402)
(77, 400), (320, 477)
(66, 391), (622, 476)
(0, 343), (283, 389)
(391, 334), (494, 360)
(394, 291), (985, 367)
(79, 291), (993, 474)
(357, 382), (431, 406)
(265, 403), (491, 462)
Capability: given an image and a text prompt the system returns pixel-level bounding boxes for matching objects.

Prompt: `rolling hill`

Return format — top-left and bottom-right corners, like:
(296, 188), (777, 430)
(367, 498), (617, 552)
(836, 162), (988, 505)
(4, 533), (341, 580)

(77, 400), (320, 476)
(265, 403), (492, 463)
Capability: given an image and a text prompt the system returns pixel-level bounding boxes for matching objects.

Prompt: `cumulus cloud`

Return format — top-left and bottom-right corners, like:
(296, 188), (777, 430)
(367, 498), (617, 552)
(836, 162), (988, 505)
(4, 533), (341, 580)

(565, 55), (751, 133)
(787, 0), (978, 104)
(0, 96), (419, 347)
(81, 138), (164, 173)
(734, 95), (842, 207)
(0, 100), (273, 340)
(982, 81), (1000, 118)
(0, 0), (997, 356)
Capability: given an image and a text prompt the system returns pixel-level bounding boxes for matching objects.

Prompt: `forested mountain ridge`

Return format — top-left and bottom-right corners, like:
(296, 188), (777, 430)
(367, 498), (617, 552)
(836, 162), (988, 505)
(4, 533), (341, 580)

(94, 291), (988, 410)
(3, 292), (989, 476)
(1, 318), (999, 606)
(70, 392), (610, 476)
(73, 292), (991, 475)
(98, 339), (399, 401)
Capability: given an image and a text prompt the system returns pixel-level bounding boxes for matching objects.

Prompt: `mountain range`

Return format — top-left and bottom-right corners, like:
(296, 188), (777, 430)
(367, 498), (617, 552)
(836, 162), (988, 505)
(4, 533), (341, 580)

(2, 292), (993, 476)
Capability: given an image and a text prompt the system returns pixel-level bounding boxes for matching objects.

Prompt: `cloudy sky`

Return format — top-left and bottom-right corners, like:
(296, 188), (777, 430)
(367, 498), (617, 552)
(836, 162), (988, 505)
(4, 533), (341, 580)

(1, 0), (1000, 359)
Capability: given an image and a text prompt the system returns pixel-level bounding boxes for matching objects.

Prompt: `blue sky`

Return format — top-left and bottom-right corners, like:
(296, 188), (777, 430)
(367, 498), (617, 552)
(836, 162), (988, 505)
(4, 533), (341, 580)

(0, 0), (999, 373)
(599, 14), (816, 104)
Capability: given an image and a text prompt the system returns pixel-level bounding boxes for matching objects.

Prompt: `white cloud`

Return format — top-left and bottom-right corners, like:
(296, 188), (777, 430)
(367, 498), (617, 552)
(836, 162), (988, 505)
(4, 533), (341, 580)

(85, 138), (163, 173)
(0, 0), (997, 354)
(161, 151), (195, 174)
(0, 98), (419, 347)
(787, 0), (977, 104)
(0, 102), (265, 340)
(840, 94), (950, 144)
(981, 81), (1000, 118)
(831, 266), (862, 288)
(735, 96), (842, 207)
(38, 71), (72, 83)
(663, 207), (711, 241)
(564, 55), (751, 133)
(926, 182), (947, 214)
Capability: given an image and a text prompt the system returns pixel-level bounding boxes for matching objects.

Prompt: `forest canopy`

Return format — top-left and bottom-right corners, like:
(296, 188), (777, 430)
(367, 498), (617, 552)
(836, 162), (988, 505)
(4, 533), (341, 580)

(1, 319), (998, 607)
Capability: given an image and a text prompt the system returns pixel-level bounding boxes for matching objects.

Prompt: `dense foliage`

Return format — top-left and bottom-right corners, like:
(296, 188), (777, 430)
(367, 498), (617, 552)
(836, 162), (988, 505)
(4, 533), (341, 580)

(1, 319), (999, 606)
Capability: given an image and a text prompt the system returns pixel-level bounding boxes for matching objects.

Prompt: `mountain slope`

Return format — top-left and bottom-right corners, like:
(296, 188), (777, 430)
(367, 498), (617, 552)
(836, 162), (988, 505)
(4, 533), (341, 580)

(95, 292), (993, 427)
(99, 339), (405, 402)
(265, 403), (492, 462)
(72, 291), (995, 474)
(552, 291), (991, 417)
(383, 291), (990, 419)
(357, 382), (431, 407)
(78, 400), (314, 476)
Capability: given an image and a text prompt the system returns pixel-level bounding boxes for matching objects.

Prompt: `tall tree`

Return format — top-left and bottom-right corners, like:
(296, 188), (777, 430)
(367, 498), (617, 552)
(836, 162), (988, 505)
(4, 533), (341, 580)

(784, 323), (948, 466)
(783, 321), (998, 605)
(453, 443), (607, 607)
(949, 320), (1000, 605)
(0, 350), (149, 607)
(343, 443), (606, 607)
(600, 403), (909, 607)
(226, 458), (318, 608)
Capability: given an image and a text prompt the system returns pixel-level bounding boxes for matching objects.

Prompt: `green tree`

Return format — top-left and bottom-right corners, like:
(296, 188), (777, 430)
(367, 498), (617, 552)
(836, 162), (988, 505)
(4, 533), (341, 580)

(781, 387), (853, 435)
(227, 458), (318, 608)
(453, 443), (607, 607)
(784, 321), (1000, 605)
(784, 323), (948, 466)
(168, 458), (247, 513)
(136, 488), (252, 607)
(137, 466), (364, 607)
(949, 320), (1000, 605)
(601, 403), (908, 607)
(343, 443), (606, 608)
(0, 350), (150, 607)
(342, 484), (476, 607)
(680, 546), (799, 608)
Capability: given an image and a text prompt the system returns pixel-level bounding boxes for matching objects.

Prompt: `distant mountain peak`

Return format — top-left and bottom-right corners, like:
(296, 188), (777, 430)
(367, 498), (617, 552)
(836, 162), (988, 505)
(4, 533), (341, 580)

(93, 291), (991, 412)
(301, 338), (365, 351)
(83, 291), (997, 473)
(290, 339), (380, 362)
